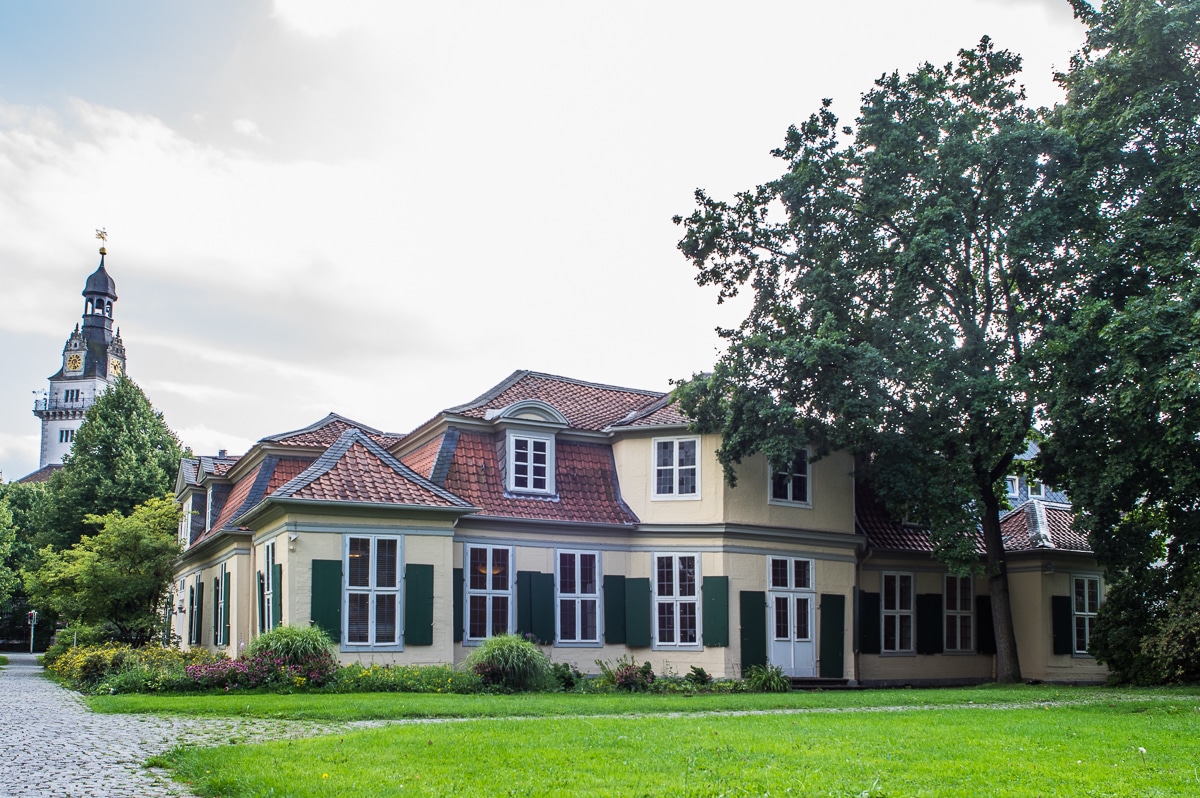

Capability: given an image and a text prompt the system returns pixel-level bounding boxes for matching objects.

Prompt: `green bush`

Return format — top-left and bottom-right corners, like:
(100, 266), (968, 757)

(327, 663), (481, 694)
(466, 634), (551, 691)
(48, 642), (220, 693)
(41, 623), (122, 667)
(746, 664), (791, 693)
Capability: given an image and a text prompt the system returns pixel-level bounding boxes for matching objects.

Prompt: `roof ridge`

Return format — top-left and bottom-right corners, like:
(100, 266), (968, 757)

(261, 412), (384, 443)
(272, 429), (473, 508)
(445, 370), (666, 416)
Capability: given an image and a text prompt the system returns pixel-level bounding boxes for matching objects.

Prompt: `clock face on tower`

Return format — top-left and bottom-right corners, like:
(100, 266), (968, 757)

(110, 358), (123, 376)
(66, 353), (82, 371)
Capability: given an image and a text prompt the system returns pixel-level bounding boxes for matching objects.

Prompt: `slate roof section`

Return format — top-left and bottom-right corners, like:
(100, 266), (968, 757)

(274, 429), (473, 509)
(442, 430), (638, 525)
(200, 462), (263, 541)
(1001, 502), (1089, 552)
(180, 458), (198, 487)
(608, 394), (692, 428)
(446, 370), (667, 432)
(262, 413), (406, 449)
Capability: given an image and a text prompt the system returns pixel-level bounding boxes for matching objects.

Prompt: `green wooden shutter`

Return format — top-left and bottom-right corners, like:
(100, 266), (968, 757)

(603, 574), (626, 644)
(819, 593), (846, 678)
(222, 571), (231, 646)
(1051, 595), (1073, 655)
(195, 582), (204, 646)
(404, 563), (434, 646)
(624, 577), (651, 647)
(310, 559), (342, 644)
(702, 576), (729, 647)
(271, 563), (282, 627)
(257, 571), (265, 633)
(916, 593), (943, 655)
(739, 591), (767, 671)
(453, 567), (464, 643)
(976, 595), (996, 655)
(212, 577), (220, 642)
(516, 571), (534, 637)
(532, 572), (555, 644)
(858, 591), (881, 654)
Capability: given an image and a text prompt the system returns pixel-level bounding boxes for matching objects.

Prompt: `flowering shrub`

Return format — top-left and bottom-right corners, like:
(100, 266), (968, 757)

(48, 642), (221, 693)
(186, 650), (339, 691)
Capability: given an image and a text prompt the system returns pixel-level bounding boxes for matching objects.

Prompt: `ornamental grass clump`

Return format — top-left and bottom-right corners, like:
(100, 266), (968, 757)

(466, 633), (551, 691)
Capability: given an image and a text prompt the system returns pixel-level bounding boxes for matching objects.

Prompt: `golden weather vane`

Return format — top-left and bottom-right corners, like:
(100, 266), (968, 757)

(95, 227), (108, 256)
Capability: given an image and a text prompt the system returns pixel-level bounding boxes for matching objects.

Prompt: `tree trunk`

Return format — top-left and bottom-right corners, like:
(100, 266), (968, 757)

(980, 499), (1022, 683)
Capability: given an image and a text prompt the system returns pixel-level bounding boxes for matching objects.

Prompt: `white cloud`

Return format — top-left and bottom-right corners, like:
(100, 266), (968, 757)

(232, 118), (270, 143)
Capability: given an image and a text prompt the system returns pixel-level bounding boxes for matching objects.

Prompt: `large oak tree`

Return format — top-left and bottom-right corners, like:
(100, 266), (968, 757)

(673, 39), (1079, 682)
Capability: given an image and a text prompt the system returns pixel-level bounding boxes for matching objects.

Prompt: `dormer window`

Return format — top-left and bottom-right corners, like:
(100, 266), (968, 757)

(507, 432), (554, 494)
(1028, 479), (1045, 498)
(1005, 476), (1019, 498)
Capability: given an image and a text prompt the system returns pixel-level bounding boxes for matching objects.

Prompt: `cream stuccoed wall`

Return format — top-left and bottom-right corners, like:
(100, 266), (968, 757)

(1008, 556), (1108, 684)
(452, 533), (858, 679)
(858, 562), (995, 685)
(722, 451), (856, 535)
(612, 433), (726, 524)
(612, 434), (856, 536)
(252, 510), (458, 666)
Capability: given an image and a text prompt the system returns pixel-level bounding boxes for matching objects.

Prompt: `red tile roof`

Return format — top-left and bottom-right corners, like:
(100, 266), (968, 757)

(400, 436), (442, 480)
(266, 458), (315, 493)
(447, 371), (667, 431)
(1001, 503), (1090, 552)
(442, 430), (637, 525)
(275, 430), (473, 509)
(610, 395), (692, 428)
(264, 413), (405, 449)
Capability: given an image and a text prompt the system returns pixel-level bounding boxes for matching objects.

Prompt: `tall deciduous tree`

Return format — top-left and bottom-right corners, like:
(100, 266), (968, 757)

(48, 375), (183, 549)
(1040, 0), (1200, 682)
(24, 497), (182, 645)
(673, 39), (1078, 682)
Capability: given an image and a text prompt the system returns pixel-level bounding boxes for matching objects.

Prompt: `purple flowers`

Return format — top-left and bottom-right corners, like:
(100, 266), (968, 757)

(185, 650), (338, 691)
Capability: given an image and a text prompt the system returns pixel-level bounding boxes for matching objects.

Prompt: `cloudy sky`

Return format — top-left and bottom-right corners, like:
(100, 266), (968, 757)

(0, 0), (1087, 481)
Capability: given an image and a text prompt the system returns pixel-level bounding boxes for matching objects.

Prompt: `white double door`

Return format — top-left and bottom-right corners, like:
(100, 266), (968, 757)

(768, 590), (816, 677)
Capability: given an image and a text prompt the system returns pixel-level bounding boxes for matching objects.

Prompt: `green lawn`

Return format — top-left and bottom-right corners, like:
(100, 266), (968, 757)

(89, 683), (1196, 721)
(113, 686), (1200, 797)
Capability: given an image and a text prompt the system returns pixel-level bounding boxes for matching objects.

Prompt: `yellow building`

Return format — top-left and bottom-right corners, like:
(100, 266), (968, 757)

(172, 370), (1106, 684)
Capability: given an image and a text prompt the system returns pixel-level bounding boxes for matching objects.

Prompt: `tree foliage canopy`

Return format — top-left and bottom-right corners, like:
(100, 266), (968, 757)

(48, 375), (183, 549)
(24, 497), (182, 645)
(1039, 0), (1200, 683)
(673, 38), (1081, 681)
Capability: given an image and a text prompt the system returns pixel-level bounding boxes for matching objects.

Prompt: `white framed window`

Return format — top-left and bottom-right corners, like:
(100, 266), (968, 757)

(557, 550), (599, 644)
(344, 535), (401, 647)
(1005, 476), (1019, 498)
(508, 432), (554, 494)
(1028, 479), (1045, 498)
(58, 429), (76, 444)
(768, 451), (811, 507)
(466, 545), (514, 641)
(769, 557), (813, 591)
(882, 572), (914, 653)
(653, 553), (700, 648)
(1073, 576), (1100, 655)
(944, 575), (973, 652)
(215, 562), (227, 647)
(189, 574), (204, 646)
(653, 437), (700, 499)
(263, 541), (276, 632)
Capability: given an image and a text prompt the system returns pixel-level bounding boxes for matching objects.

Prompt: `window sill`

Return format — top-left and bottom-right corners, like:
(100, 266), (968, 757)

(768, 499), (813, 509)
(340, 644), (406, 653)
(650, 494), (701, 502)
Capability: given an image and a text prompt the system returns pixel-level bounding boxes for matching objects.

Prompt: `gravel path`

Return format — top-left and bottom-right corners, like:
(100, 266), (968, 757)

(0, 653), (349, 798)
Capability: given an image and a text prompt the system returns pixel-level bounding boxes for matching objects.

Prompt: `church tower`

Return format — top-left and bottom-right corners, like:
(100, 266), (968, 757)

(32, 245), (127, 469)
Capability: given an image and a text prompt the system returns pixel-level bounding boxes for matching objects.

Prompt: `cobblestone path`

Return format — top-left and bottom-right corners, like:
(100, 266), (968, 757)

(0, 653), (348, 798)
